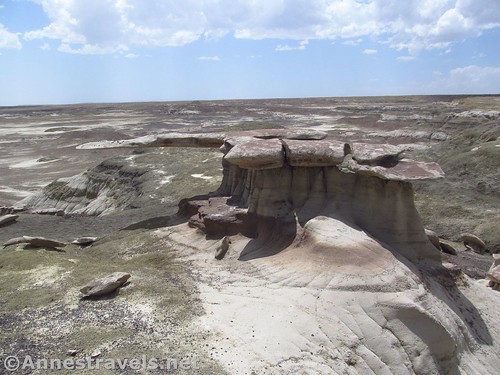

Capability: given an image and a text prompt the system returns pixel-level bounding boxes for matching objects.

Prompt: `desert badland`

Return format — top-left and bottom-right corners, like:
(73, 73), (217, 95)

(0, 95), (499, 374)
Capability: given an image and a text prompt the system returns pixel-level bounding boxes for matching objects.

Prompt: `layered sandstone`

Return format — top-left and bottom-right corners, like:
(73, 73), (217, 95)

(80, 130), (444, 262)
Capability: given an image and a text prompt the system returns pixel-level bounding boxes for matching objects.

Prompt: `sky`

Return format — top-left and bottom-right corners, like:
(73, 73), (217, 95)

(0, 0), (500, 106)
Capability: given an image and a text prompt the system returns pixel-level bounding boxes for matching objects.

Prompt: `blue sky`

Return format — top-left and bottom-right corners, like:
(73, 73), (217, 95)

(1, 0), (500, 106)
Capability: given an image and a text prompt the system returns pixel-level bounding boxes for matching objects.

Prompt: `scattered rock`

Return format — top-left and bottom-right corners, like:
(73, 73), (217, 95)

(439, 241), (458, 256)
(32, 208), (65, 216)
(215, 236), (231, 260)
(90, 350), (101, 359)
(0, 206), (25, 215)
(489, 254), (500, 270)
(67, 350), (79, 357)
(2, 236), (66, 248)
(460, 233), (487, 254)
(80, 272), (131, 297)
(425, 229), (441, 250)
(487, 265), (500, 290)
(72, 237), (98, 246)
(0, 214), (18, 227)
(487, 254), (500, 289)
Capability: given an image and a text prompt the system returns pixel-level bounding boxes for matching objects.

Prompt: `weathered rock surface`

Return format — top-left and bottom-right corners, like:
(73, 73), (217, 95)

(460, 233), (487, 254)
(224, 138), (285, 169)
(80, 272), (131, 297)
(2, 236), (66, 248)
(18, 158), (149, 216)
(425, 229), (441, 250)
(283, 139), (345, 166)
(0, 214), (18, 227)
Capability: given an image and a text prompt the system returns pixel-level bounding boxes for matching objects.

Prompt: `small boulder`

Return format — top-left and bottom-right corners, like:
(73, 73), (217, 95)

(215, 236), (231, 260)
(80, 272), (131, 297)
(0, 214), (18, 227)
(489, 254), (500, 272)
(439, 241), (458, 256)
(425, 229), (441, 250)
(460, 233), (486, 254)
(72, 237), (98, 246)
(487, 265), (500, 291)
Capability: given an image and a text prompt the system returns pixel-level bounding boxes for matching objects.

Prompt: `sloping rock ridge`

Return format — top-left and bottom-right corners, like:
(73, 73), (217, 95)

(18, 158), (149, 216)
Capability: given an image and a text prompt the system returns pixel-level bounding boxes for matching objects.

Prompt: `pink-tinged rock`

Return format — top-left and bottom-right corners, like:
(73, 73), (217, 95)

(80, 272), (131, 297)
(283, 139), (345, 166)
(351, 143), (407, 164)
(348, 159), (445, 181)
(224, 139), (284, 169)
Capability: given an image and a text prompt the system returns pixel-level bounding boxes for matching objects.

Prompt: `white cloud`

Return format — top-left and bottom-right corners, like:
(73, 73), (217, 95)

(343, 38), (363, 46)
(398, 55), (416, 61)
(21, 0), (500, 55)
(125, 53), (138, 58)
(431, 65), (500, 93)
(58, 43), (128, 55)
(40, 42), (51, 51)
(363, 48), (377, 55)
(198, 55), (220, 61)
(276, 40), (309, 51)
(0, 24), (22, 49)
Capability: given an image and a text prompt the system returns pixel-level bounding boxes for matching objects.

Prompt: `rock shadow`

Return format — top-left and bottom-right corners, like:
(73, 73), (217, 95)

(23, 244), (66, 252)
(120, 215), (185, 231)
(422, 264), (493, 346)
(238, 218), (297, 261)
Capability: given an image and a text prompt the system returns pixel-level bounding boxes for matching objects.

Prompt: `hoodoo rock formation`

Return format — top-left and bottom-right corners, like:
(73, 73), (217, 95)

(81, 129), (444, 262)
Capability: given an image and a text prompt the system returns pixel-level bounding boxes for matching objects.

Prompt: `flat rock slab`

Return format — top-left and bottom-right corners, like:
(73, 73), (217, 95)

(80, 272), (131, 297)
(284, 139), (345, 166)
(0, 214), (18, 227)
(348, 159), (445, 181)
(351, 143), (407, 164)
(248, 128), (328, 140)
(78, 132), (225, 149)
(3, 236), (66, 248)
(224, 138), (284, 169)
